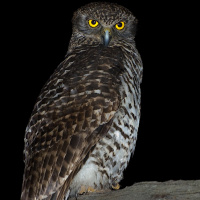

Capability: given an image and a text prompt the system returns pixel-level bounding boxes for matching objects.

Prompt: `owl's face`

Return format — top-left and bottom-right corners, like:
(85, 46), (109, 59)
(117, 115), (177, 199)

(71, 2), (137, 47)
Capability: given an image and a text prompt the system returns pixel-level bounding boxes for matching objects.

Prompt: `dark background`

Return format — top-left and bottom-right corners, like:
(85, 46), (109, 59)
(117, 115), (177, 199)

(5, 0), (199, 199)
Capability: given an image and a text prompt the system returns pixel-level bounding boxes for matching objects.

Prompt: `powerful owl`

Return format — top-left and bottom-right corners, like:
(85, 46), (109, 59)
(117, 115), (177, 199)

(21, 2), (143, 200)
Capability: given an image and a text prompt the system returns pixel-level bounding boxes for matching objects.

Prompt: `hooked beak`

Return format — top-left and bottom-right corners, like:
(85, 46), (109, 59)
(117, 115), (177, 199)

(102, 29), (111, 47)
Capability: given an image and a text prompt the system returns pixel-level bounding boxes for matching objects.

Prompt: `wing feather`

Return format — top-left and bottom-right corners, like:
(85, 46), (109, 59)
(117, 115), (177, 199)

(21, 45), (124, 199)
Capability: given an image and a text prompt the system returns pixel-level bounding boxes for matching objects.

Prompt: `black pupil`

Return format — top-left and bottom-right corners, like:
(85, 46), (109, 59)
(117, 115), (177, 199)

(91, 20), (96, 24)
(118, 22), (122, 27)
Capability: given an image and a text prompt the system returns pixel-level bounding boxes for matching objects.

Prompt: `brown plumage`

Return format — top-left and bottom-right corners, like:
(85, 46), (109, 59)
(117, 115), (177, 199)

(21, 2), (143, 200)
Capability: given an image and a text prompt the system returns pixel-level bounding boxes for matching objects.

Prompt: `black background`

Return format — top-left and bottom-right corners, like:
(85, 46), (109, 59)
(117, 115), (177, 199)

(4, 0), (199, 199)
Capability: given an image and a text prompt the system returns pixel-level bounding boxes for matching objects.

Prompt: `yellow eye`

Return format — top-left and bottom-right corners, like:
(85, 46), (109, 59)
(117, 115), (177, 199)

(88, 19), (99, 28)
(115, 21), (125, 30)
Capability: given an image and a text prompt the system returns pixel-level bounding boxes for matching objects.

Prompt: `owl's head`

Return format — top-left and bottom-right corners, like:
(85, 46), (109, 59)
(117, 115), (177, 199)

(69, 2), (137, 51)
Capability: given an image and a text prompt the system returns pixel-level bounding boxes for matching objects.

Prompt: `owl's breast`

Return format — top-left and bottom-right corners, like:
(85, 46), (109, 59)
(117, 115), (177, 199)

(69, 63), (141, 197)
(69, 98), (139, 197)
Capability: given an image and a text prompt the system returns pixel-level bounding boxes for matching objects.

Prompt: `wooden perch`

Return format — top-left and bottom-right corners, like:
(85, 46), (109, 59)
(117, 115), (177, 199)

(69, 180), (200, 200)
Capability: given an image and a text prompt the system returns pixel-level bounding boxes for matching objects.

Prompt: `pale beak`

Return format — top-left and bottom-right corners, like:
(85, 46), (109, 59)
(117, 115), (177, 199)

(102, 29), (111, 47)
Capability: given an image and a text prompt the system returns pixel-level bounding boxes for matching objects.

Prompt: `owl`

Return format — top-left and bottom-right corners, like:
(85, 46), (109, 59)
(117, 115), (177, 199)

(21, 2), (143, 200)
